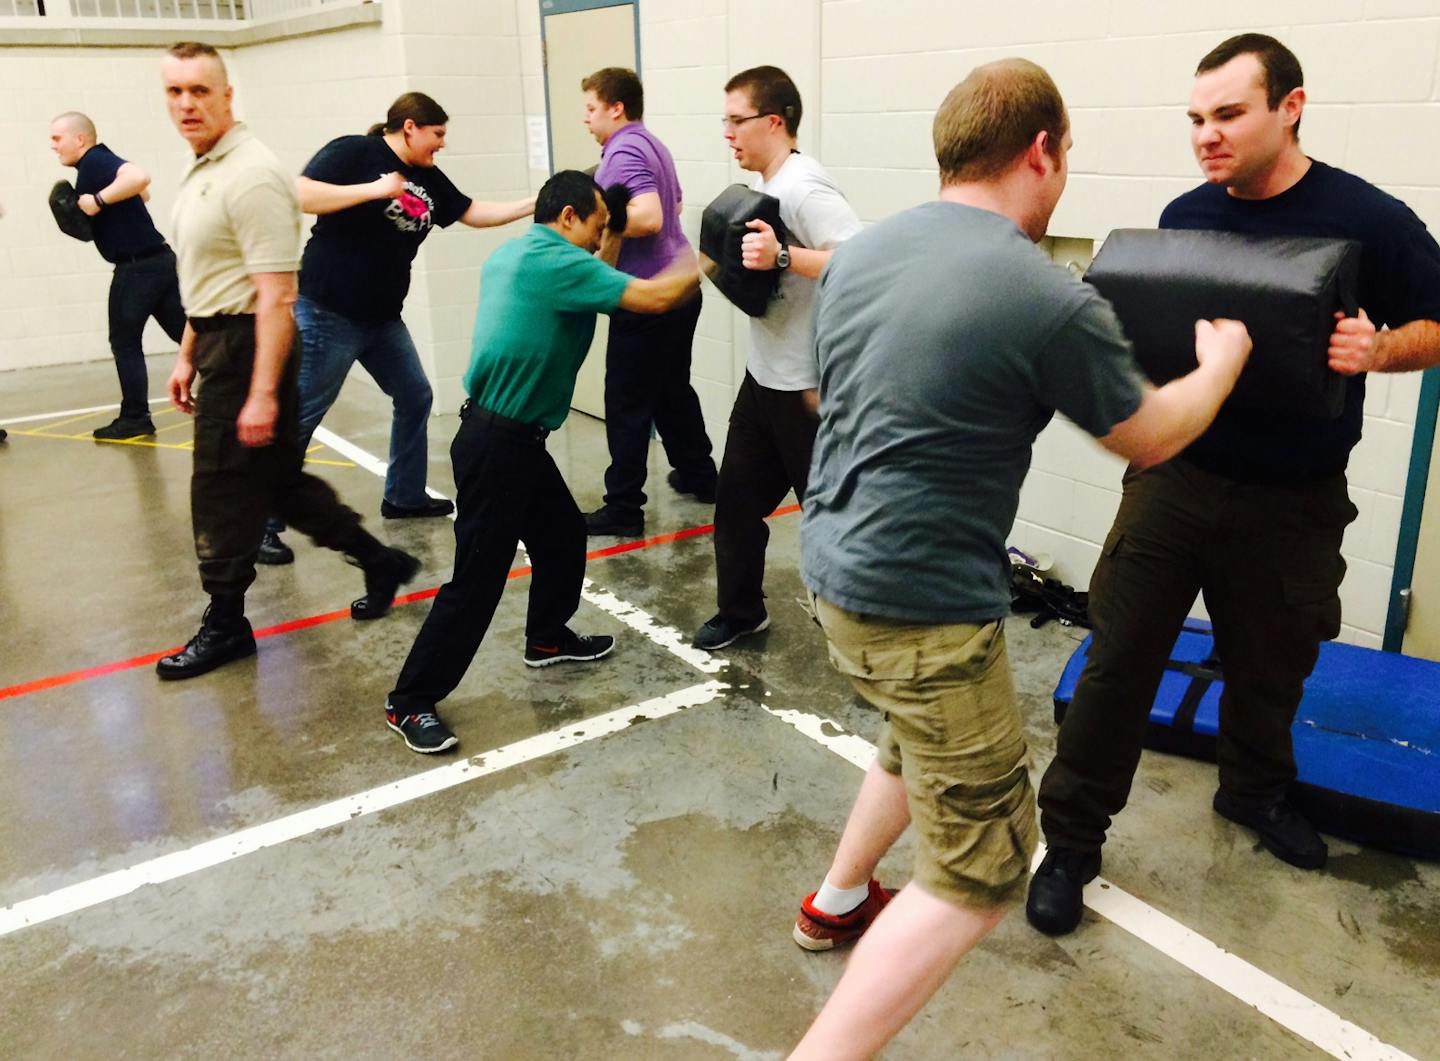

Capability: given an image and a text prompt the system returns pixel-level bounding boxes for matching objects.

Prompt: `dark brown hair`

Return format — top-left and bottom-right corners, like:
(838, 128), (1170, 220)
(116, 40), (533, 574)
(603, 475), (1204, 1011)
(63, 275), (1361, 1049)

(166, 41), (227, 81)
(368, 92), (449, 137)
(581, 67), (644, 122)
(1196, 33), (1304, 136)
(724, 65), (802, 137)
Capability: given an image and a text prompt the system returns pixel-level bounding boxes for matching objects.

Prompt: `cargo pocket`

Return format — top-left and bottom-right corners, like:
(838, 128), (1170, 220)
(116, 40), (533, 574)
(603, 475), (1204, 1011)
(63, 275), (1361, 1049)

(192, 419), (253, 476)
(1282, 562), (1344, 643)
(825, 638), (920, 681)
(932, 765), (1038, 904)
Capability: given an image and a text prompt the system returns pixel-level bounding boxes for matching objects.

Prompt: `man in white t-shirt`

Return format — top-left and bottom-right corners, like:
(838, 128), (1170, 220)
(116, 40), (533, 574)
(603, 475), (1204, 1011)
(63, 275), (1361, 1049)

(693, 65), (863, 650)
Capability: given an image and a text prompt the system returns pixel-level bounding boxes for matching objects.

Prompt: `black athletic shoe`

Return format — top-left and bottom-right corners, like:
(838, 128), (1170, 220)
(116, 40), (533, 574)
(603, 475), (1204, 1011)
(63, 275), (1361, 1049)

(667, 469), (717, 504)
(256, 529), (295, 566)
(381, 497), (455, 519)
(524, 629), (616, 668)
(584, 507), (644, 538)
(1025, 845), (1101, 936)
(1213, 789), (1328, 869)
(351, 547), (421, 620)
(156, 614), (257, 681)
(93, 416), (156, 441)
(385, 703), (458, 753)
(0, 428), (7, 443)
(693, 612), (770, 650)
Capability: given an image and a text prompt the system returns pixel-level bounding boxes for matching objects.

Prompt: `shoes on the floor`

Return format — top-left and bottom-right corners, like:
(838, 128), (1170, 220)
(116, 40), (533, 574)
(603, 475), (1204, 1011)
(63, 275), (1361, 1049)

(351, 547), (420, 620)
(93, 416), (156, 441)
(1213, 789), (1328, 869)
(693, 612), (770, 650)
(386, 702), (459, 753)
(524, 628), (617, 668)
(381, 497), (455, 519)
(793, 879), (894, 951)
(1025, 845), (1101, 936)
(667, 469), (717, 504)
(256, 528), (294, 566)
(0, 428), (7, 443)
(584, 507), (644, 538)
(156, 610), (256, 681)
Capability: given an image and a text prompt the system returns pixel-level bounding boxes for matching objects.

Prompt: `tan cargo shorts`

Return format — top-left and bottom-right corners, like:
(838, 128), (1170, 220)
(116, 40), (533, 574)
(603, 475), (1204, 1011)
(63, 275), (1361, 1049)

(811, 591), (1038, 909)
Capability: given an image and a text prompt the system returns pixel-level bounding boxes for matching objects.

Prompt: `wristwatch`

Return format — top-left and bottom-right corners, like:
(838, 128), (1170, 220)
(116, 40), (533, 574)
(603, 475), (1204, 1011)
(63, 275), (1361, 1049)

(775, 244), (791, 270)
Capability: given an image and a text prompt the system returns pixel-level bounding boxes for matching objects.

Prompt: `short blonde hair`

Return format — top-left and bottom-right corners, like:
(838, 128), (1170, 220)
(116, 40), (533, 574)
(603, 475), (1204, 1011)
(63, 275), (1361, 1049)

(933, 59), (1068, 184)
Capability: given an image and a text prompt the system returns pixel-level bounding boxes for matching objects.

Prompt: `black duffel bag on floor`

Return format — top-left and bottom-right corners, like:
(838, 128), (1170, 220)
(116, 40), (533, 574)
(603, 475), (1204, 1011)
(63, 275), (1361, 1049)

(700, 184), (788, 317)
(1084, 228), (1360, 420)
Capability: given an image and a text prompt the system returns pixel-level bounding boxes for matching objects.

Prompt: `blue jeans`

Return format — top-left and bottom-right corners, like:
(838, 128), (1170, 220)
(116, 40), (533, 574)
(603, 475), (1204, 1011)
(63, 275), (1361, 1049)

(292, 295), (434, 505)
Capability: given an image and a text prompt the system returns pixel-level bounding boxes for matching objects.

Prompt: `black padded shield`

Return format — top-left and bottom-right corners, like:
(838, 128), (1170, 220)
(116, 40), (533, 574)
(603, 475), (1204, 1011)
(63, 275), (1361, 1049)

(699, 184), (787, 317)
(49, 180), (94, 243)
(1084, 228), (1360, 419)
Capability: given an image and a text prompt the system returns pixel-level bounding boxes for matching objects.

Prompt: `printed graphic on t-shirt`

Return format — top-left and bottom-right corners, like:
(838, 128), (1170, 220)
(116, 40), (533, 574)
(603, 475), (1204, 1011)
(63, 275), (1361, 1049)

(384, 180), (436, 234)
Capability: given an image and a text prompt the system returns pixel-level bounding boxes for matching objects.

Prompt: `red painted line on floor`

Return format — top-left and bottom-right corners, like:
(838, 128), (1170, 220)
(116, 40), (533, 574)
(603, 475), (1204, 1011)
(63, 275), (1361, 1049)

(0, 504), (803, 703)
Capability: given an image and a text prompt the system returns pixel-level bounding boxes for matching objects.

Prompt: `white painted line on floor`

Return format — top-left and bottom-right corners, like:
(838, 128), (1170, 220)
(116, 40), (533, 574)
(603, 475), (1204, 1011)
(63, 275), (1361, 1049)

(306, 427), (1417, 1060)
(758, 704), (1415, 1061)
(311, 425), (455, 512)
(5, 396), (168, 426)
(0, 680), (726, 940)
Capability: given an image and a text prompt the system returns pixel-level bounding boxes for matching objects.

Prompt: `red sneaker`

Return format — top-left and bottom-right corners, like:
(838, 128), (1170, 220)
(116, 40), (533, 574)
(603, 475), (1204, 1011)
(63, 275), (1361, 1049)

(792, 880), (894, 951)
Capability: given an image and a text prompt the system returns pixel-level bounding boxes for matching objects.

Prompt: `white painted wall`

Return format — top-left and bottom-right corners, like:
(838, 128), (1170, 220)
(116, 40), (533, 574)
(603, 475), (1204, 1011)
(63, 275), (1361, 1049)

(4, 0), (1438, 645)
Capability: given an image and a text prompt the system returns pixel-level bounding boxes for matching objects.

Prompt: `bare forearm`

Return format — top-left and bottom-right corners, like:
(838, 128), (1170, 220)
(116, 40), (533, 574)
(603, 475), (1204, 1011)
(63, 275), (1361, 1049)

(297, 177), (382, 216)
(787, 246), (831, 280)
(1106, 364), (1237, 469)
(462, 197), (535, 228)
(101, 163), (150, 205)
(250, 293), (294, 398)
(1375, 320), (1440, 373)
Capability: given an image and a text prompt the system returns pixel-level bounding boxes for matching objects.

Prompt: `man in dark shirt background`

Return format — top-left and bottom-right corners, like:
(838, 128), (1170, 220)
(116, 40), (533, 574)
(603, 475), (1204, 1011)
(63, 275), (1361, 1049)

(1028, 33), (1440, 939)
(50, 111), (185, 441)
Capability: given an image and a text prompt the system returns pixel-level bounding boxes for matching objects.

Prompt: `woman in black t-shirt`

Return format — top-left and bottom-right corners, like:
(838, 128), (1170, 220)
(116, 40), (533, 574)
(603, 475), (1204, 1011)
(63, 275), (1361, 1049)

(263, 94), (534, 563)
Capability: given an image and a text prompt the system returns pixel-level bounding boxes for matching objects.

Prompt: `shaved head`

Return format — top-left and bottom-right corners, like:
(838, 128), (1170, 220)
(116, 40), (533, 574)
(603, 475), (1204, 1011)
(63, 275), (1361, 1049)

(51, 111), (96, 141)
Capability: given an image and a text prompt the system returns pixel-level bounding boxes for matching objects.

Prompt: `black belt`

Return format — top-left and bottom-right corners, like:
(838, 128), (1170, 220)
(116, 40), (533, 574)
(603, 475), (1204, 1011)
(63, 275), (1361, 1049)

(112, 244), (171, 265)
(459, 399), (548, 440)
(189, 314), (255, 333)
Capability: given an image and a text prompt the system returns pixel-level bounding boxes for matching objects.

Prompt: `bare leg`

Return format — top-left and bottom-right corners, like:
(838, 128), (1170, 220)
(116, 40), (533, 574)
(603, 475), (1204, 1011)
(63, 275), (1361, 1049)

(790, 884), (1006, 1060)
(824, 761), (912, 890)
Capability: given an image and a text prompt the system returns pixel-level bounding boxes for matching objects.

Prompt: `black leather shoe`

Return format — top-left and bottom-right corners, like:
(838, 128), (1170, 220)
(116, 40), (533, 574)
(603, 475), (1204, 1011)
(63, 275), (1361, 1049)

(1213, 789), (1327, 869)
(693, 612), (770, 650)
(381, 497), (455, 519)
(351, 547), (421, 620)
(256, 529), (295, 566)
(667, 469), (717, 504)
(93, 416), (156, 441)
(156, 615), (256, 681)
(584, 507), (644, 538)
(1025, 845), (1101, 936)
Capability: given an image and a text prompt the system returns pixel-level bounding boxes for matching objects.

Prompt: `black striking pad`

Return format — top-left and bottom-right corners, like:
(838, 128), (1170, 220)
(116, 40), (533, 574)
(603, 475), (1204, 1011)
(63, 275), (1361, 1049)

(1085, 228), (1360, 420)
(49, 180), (94, 243)
(700, 184), (788, 317)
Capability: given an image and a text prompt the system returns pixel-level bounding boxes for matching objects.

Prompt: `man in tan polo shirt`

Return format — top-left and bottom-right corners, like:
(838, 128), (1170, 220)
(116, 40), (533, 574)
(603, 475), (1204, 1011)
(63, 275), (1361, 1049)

(156, 40), (418, 680)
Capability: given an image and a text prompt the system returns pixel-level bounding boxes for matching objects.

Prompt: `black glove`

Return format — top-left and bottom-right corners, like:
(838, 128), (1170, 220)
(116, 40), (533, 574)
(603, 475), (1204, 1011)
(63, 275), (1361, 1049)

(49, 180), (94, 243)
(602, 183), (632, 235)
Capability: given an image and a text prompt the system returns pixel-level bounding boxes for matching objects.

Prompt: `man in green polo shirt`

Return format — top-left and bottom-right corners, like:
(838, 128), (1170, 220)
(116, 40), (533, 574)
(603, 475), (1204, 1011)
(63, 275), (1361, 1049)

(384, 169), (700, 753)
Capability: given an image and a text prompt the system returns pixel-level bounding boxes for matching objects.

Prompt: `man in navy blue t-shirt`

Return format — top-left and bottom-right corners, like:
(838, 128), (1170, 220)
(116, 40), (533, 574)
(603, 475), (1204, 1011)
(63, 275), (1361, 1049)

(50, 112), (185, 440)
(259, 92), (533, 566)
(1030, 34), (1440, 937)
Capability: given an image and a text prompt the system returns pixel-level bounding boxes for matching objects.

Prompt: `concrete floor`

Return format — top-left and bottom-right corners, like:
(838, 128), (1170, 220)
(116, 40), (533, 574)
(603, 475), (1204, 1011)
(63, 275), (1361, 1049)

(1, 355), (1436, 1060)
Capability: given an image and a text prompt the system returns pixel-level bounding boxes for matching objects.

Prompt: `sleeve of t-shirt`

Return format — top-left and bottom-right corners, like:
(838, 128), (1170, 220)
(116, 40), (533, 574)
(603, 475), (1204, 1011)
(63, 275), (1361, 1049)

(546, 244), (633, 314)
(300, 136), (367, 184)
(786, 181), (863, 252)
(425, 166), (473, 228)
(226, 167), (301, 274)
(596, 141), (658, 198)
(75, 148), (123, 196)
(1372, 205), (1440, 326)
(1033, 288), (1147, 438)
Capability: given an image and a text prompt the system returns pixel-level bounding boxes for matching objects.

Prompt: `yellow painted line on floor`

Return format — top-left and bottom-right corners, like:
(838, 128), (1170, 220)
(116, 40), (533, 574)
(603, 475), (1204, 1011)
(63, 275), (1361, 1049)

(153, 419), (195, 435)
(7, 428), (354, 467)
(25, 409), (112, 432)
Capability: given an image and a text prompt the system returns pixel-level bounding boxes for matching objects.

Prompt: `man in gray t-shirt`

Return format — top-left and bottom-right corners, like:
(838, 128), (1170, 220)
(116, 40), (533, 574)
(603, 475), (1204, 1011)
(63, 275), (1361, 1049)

(786, 60), (1251, 1061)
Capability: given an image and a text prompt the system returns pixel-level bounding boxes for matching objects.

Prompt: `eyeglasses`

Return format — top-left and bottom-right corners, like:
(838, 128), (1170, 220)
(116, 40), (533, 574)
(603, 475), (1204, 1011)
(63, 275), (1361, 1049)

(720, 113), (775, 131)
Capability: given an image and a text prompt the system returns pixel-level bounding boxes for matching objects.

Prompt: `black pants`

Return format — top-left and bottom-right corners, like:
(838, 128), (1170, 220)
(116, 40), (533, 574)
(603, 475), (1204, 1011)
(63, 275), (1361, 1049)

(388, 405), (586, 711)
(1037, 459), (1356, 853)
(109, 248), (186, 420)
(601, 296), (715, 519)
(714, 372), (818, 622)
(190, 317), (375, 598)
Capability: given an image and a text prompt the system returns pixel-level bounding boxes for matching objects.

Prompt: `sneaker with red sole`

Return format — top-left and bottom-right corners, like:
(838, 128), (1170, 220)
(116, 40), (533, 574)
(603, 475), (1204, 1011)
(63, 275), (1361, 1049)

(792, 879), (894, 951)
(524, 629), (616, 668)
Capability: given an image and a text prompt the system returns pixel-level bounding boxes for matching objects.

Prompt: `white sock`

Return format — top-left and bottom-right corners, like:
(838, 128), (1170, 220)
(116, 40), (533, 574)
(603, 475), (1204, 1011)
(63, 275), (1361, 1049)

(812, 876), (870, 916)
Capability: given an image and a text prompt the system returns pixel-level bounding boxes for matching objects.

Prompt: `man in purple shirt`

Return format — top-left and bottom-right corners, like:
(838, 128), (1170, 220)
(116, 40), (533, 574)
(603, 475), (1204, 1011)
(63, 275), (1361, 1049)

(581, 67), (716, 538)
